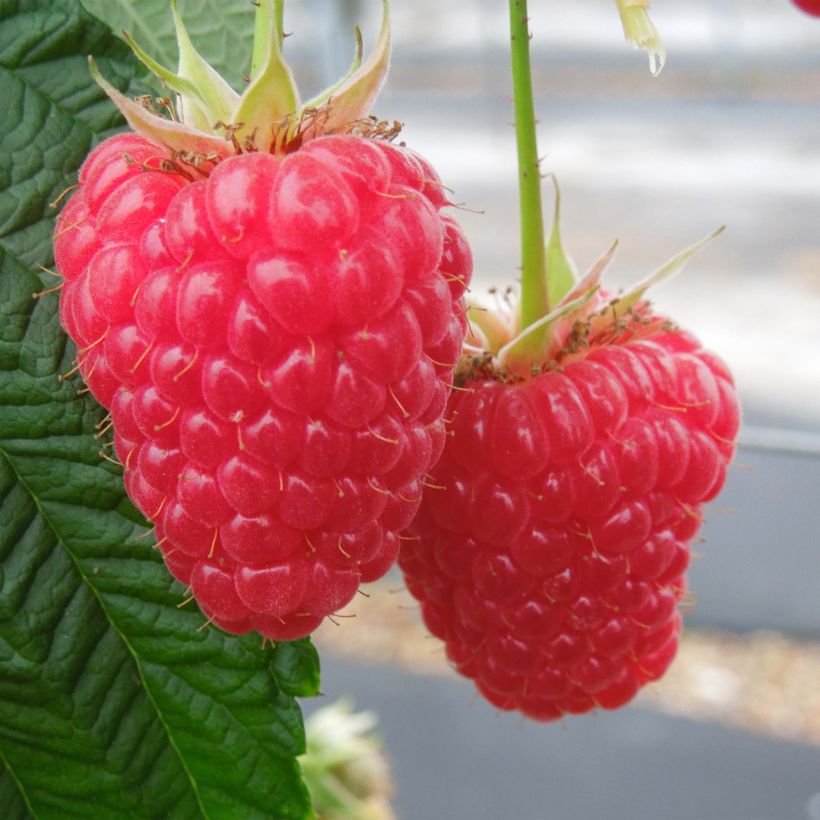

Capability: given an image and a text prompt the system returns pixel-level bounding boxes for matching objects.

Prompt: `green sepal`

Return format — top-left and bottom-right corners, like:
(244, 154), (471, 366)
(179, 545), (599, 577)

(304, 0), (391, 136)
(545, 177), (577, 308)
(300, 701), (392, 820)
(304, 26), (365, 110)
(252, 0), (285, 77)
(611, 225), (725, 317)
(89, 57), (231, 157)
(556, 239), (618, 309)
(465, 301), (512, 355)
(171, 0), (239, 129)
(233, 0), (299, 150)
(121, 30), (217, 131)
(90, 0), (393, 156)
(498, 285), (600, 372)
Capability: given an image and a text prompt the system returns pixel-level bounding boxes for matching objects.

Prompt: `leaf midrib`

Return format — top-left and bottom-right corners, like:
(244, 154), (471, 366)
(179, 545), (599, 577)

(0, 445), (209, 820)
(0, 744), (36, 819)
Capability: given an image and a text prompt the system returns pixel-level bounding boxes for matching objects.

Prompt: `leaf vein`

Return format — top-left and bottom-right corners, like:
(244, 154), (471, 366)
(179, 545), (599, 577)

(0, 447), (209, 820)
(0, 745), (37, 820)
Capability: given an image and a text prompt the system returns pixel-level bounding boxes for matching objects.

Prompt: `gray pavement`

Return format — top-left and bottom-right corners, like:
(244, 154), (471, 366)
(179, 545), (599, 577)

(309, 656), (820, 820)
(690, 445), (820, 638)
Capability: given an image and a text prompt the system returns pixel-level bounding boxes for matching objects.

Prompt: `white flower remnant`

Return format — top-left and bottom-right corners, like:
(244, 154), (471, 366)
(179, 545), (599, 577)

(615, 0), (667, 76)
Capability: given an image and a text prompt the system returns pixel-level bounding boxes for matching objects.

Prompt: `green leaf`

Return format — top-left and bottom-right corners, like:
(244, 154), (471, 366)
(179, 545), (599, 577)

(78, 0), (255, 91)
(0, 0), (145, 267)
(270, 640), (321, 699)
(0, 2), (319, 818)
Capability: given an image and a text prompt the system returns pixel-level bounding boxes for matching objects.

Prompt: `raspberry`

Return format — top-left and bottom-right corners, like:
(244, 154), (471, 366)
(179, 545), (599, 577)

(56, 131), (472, 641)
(399, 325), (739, 720)
(395, 0), (737, 721)
(791, 0), (820, 16)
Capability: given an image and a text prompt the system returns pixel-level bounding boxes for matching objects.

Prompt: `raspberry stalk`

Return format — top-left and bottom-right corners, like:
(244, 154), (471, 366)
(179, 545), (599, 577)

(252, 0), (286, 74)
(509, 0), (550, 349)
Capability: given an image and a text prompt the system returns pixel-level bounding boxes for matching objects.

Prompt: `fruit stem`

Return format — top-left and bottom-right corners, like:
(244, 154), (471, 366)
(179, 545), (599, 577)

(251, 0), (285, 79)
(509, 0), (550, 342)
(275, 0), (285, 49)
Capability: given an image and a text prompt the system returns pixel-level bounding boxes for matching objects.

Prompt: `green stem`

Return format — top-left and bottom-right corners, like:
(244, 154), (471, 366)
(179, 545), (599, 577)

(509, 0), (550, 336)
(251, 0), (285, 79)
(274, 0), (285, 49)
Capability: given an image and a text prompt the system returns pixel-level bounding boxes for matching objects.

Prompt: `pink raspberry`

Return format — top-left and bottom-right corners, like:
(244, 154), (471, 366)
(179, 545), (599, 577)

(399, 325), (739, 720)
(56, 131), (472, 641)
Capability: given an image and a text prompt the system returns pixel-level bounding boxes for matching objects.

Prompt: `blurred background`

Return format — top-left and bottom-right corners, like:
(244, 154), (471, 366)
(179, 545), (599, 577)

(279, 1), (820, 817)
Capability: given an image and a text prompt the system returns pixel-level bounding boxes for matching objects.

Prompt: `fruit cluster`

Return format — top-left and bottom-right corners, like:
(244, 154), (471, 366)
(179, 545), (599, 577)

(55, 132), (472, 640)
(52, 0), (741, 723)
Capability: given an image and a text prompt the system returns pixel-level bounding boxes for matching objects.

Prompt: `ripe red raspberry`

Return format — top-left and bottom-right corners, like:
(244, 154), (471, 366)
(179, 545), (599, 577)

(57, 134), (470, 640)
(399, 315), (739, 720)
(55, 2), (473, 640)
(55, 135), (472, 639)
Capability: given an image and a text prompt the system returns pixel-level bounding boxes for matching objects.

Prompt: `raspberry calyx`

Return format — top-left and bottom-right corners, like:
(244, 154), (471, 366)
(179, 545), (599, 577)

(90, 0), (392, 161)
